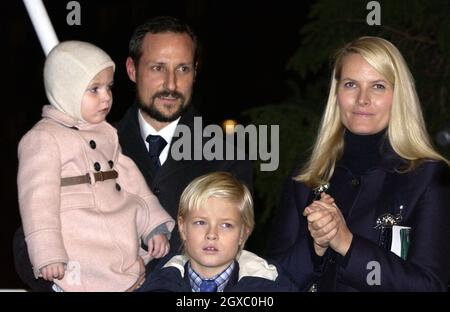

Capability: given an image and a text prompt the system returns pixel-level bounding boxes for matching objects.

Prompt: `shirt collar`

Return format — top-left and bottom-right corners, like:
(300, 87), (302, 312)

(138, 109), (180, 147)
(188, 261), (235, 292)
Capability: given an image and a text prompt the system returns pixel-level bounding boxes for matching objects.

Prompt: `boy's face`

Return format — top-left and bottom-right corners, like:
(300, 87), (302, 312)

(81, 67), (114, 124)
(178, 197), (249, 278)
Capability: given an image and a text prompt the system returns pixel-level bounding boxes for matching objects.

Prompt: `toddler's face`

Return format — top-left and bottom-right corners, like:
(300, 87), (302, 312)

(178, 197), (249, 279)
(81, 67), (114, 123)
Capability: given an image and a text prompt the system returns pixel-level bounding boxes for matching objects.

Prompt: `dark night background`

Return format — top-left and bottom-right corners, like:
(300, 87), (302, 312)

(2, 0), (449, 289)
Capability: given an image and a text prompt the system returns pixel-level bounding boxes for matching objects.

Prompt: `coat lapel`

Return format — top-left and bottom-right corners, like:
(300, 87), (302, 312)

(117, 104), (202, 185)
(116, 105), (158, 181)
(375, 144), (411, 224)
(152, 106), (202, 184)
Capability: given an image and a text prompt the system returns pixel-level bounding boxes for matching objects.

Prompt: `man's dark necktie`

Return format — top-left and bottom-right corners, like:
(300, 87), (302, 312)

(199, 279), (217, 292)
(145, 134), (167, 172)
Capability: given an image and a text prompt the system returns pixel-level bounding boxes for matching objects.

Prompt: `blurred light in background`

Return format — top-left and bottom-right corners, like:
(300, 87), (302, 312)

(222, 119), (238, 135)
(436, 128), (450, 146)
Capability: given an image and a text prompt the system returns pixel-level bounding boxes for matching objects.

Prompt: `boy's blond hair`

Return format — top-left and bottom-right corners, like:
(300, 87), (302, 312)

(178, 172), (254, 252)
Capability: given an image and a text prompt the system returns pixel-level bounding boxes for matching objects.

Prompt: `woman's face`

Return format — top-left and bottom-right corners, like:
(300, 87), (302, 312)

(337, 53), (393, 135)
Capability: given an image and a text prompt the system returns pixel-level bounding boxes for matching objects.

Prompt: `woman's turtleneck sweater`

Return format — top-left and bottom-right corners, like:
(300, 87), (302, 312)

(341, 129), (387, 176)
(317, 130), (388, 292)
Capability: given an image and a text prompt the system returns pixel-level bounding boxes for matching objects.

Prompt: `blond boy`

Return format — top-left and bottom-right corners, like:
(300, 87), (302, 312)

(138, 172), (298, 292)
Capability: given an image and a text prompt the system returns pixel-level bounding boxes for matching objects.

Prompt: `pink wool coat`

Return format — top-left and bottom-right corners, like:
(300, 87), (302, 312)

(17, 105), (175, 291)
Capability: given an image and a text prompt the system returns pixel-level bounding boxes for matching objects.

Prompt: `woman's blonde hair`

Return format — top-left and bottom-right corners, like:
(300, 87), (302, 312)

(178, 172), (254, 252)
(296, 36), (449, 188)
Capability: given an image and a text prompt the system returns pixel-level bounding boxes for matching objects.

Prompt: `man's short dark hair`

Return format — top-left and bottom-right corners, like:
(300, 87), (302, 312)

(129, 16), (199, 66)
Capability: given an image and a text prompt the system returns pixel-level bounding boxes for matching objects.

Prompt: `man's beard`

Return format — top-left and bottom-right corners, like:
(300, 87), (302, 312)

(138, 90), (190, 123)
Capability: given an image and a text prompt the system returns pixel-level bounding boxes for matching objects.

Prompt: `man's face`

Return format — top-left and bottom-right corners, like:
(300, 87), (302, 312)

(126, 32), (196, 126)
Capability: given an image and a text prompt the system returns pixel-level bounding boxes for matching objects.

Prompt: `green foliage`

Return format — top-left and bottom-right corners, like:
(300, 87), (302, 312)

(241, 97), (320, 253)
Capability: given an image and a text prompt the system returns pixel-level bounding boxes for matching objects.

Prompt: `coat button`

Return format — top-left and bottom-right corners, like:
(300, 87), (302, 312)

(351, 178), (360, 187)
(94, 162), (101, 171)
(153, 187), (160, 195)
(108, 160), (114, 168)
(115, 183), (121, 191)
(89, 140), (96, 149)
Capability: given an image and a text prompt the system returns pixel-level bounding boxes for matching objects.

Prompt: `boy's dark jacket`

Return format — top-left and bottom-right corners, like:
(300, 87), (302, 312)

(138, 250), (298, 292)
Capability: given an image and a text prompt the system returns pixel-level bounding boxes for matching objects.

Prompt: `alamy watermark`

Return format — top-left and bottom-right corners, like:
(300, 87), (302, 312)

(66, 261), (81, 286)
(170, 117), (279, 172)
(366, 1), (381, 25)
(366, 260), (381, 286)
(66, 1), (81, 26)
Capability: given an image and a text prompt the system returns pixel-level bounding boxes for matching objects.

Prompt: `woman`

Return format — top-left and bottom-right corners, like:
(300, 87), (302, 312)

(268, 36), (450, 291)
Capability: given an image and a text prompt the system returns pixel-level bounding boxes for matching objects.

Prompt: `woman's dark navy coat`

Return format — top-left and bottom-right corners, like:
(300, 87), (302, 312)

(268, 150), (450, 291)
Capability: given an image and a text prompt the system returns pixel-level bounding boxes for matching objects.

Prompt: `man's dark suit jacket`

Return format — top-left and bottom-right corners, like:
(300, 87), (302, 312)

(116, 104), (253, 252)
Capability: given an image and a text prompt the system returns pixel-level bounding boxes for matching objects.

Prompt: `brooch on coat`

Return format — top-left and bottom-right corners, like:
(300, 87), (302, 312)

(374, 205), (404, 230)
(374, 205), (405, 251)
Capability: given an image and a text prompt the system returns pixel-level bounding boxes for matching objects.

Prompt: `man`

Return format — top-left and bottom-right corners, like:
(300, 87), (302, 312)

(13, 16), (252, 291)
(117, 16), (252, 253)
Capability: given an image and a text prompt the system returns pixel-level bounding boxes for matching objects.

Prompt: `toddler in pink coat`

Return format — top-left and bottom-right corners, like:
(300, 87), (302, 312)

(17, 41), (175, 291)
